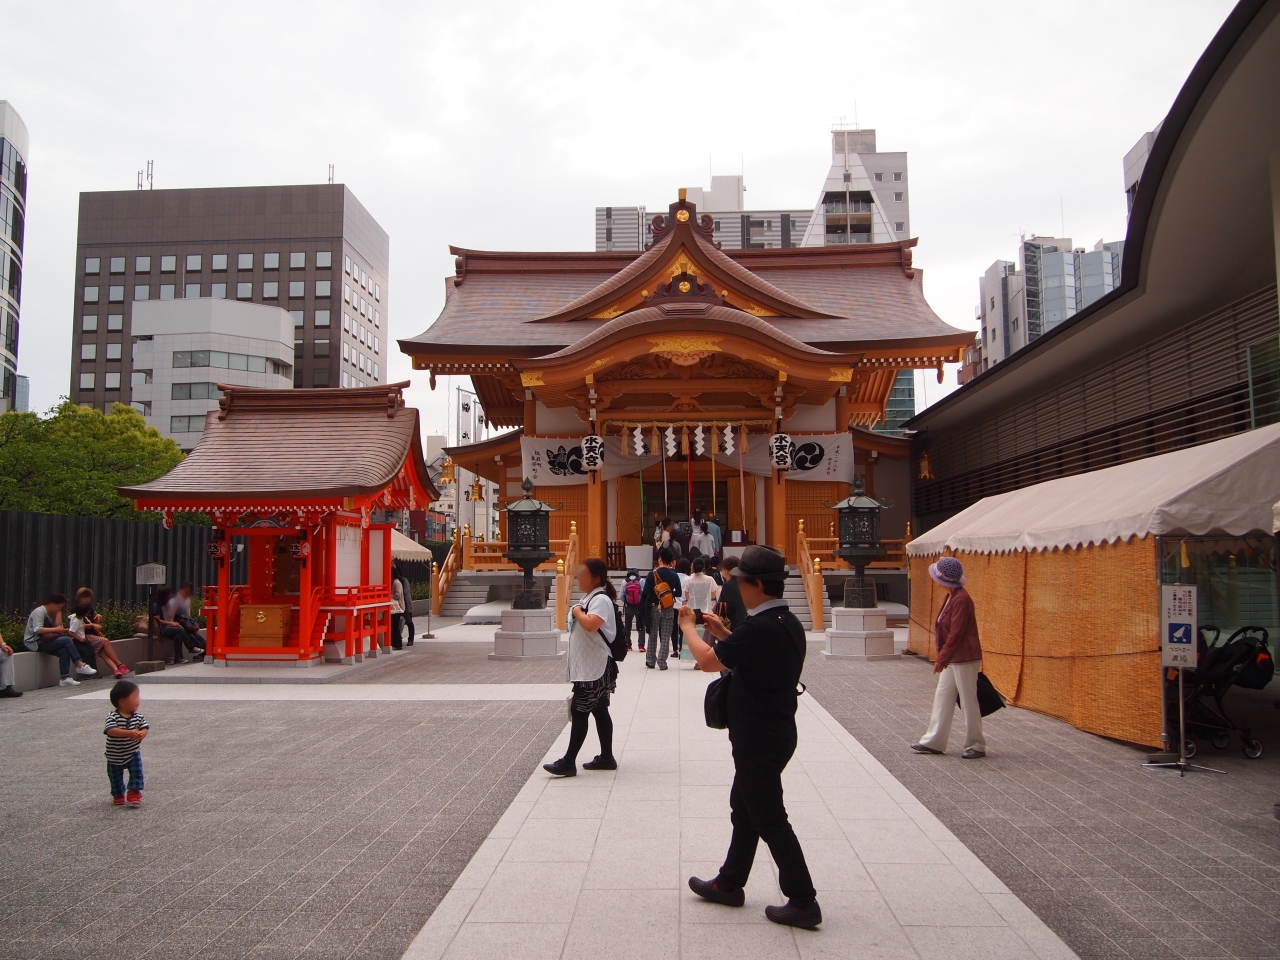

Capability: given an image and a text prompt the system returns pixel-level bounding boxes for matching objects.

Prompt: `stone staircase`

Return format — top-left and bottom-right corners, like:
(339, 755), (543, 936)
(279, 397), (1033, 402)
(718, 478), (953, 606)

(784, 568), (832, 631)
(437, 579), (492, 617)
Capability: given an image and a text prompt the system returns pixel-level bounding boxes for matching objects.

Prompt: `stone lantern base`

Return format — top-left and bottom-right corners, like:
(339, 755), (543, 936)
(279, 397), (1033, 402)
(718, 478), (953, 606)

(824, 606), (899, 661)
(490, 607), (563, 661)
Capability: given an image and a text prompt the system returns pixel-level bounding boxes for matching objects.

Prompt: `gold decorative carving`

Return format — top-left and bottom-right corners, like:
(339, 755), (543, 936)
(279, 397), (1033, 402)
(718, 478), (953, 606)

(678, 280), (691, 293)
(587, 304), (625, 320)
(665, 250), (698, 279)
(675, 209), (690, 222)
(762, 356), (782, 367)
(648, 335), (723, 367)
(740, 301), (771, 317)
(520, 371), (545, 387)
(828, 367), (853, 382)
(585, 356), (613, 372)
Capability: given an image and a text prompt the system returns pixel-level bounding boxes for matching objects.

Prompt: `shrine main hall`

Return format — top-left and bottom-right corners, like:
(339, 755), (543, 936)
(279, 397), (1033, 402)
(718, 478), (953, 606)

(399, 193), (973, 576)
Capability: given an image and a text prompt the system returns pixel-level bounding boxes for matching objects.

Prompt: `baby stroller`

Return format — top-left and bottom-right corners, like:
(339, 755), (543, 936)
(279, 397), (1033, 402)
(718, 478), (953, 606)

(1164, 625), (1273, 759)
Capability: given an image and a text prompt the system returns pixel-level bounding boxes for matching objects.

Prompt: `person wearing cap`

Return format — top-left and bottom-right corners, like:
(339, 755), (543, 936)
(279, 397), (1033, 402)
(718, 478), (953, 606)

(677, 544), (821, 930)
(912, 556), (986, 759)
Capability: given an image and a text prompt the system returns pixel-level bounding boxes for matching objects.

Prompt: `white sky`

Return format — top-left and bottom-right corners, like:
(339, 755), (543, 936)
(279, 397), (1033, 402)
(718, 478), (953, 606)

(3, 0), (1235, 435)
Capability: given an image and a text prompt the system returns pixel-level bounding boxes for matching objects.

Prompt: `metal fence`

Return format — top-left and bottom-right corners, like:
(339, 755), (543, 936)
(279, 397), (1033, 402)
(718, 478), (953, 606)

(0, 510), (222, 612)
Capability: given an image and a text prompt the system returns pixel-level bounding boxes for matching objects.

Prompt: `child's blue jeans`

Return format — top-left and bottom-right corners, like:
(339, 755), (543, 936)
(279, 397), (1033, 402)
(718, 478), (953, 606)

(107, 754), (144, 797)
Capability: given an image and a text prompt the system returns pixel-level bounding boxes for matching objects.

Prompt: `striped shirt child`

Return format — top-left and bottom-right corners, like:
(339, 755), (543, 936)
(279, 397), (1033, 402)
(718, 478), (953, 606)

(104, 709), (149, 764)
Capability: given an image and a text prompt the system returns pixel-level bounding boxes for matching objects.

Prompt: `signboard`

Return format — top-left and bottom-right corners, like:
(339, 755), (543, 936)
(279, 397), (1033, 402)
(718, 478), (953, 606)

(135, 562), (167, 586)
(1160, 584), (1197, 669)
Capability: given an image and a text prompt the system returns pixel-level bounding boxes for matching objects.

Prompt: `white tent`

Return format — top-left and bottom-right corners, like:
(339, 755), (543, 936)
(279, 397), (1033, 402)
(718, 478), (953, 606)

(391, 529), (434, 563)
(909, 422), (1280, 557)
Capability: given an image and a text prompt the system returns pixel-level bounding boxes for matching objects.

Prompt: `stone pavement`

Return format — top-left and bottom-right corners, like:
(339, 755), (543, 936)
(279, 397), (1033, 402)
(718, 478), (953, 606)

(801, 647), (1280, 960)
(402, 651), (1077, 960)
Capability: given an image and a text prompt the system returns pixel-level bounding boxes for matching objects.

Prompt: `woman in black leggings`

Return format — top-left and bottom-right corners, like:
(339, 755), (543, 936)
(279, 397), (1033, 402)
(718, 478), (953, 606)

(544, 558), (618, 777)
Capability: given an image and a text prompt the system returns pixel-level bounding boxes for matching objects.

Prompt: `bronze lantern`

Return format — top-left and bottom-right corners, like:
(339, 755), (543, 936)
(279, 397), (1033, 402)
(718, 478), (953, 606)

(831, 476), (886, 608)
(502, 478), (557, 609)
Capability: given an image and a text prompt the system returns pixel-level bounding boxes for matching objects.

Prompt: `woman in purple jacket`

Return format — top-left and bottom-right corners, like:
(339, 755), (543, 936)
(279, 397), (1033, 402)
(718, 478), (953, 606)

(911, 557), (986, 759)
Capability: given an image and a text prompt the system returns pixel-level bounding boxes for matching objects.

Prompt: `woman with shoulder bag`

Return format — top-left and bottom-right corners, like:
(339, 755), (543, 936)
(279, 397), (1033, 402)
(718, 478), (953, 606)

(544, 558), (619, 777)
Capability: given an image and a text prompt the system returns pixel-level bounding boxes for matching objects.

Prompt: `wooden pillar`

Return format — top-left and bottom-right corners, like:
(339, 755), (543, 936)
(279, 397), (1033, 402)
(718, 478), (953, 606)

(215, 527), (229, 661)
(766, 467), (788, 555)
(298, 530), (313, 659)
(585, 471), (606, 562)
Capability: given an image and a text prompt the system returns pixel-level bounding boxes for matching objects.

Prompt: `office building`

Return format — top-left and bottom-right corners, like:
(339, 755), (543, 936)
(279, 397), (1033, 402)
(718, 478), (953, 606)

(0, 101), (28, 413)
(1124, 122), (1163, 215)
(965, 236), (1124, 380)
(14, 373), (28, 412)
(129, 299), (293, 450)
(595, 127), (909, 252)
(70, 184), (388, 411)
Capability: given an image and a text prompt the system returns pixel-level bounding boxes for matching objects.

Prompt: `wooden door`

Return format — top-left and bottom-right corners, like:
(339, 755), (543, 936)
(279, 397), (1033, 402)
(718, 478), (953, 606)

(616, 476), (642, 544)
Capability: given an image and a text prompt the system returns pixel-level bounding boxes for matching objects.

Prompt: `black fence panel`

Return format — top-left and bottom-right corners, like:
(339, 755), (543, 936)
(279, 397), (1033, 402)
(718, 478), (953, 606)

(0, 510), (223, 611)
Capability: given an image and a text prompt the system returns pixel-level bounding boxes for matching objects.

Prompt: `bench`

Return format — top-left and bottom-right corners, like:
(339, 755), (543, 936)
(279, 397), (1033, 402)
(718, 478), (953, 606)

(10, 634), (161, 692)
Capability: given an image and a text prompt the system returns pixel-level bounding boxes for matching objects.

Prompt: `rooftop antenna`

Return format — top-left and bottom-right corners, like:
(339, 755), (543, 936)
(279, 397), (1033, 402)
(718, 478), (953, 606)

(146, 160), (153, 190)
(328, 164), (335, 184)
(136, 169), (143, 190)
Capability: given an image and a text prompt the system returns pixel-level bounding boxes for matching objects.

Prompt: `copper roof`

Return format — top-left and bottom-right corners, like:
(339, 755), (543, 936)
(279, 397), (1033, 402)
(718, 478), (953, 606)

(120, 383), (438, 502)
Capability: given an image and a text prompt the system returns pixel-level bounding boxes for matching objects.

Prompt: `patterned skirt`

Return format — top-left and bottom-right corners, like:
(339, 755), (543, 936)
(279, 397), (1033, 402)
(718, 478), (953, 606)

(570, 658), (618, 713)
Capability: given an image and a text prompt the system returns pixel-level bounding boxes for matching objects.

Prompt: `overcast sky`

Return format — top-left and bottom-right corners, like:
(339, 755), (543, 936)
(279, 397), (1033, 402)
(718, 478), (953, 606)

(4, 0), (1235, 435)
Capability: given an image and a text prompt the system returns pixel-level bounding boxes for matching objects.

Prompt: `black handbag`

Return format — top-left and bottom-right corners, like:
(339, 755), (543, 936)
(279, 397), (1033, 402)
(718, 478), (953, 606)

(958, 671), (1006, 717)
(704, 671), (731, 729)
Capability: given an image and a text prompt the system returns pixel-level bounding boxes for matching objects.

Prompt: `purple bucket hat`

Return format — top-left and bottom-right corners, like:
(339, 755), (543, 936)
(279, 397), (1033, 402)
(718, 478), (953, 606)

(928, 556), (965, 588)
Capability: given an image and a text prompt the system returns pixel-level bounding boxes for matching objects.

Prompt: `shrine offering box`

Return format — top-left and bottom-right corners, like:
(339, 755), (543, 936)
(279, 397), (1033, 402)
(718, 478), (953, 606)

(239, 604), (293, 646)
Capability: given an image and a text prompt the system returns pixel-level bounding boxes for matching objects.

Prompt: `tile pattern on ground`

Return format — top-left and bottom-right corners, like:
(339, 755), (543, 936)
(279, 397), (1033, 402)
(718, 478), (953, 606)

(403, 653), (1077, 960)
(801, 645), (1280, 960)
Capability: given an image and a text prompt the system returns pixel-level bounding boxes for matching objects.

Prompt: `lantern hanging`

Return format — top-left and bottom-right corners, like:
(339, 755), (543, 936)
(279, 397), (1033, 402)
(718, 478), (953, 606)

(581, 431), (605, 472)
(440, 456), (456, 485)
(769, 432), (793, 471)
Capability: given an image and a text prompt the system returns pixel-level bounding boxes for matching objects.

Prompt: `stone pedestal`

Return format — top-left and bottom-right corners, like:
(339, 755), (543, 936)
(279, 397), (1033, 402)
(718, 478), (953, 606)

(490, 607), (563, 660)
(825, 606), (899, 661)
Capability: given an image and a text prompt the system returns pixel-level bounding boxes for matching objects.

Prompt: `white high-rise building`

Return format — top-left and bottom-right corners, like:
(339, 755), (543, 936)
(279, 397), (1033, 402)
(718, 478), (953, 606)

(0, 101), (28, 413)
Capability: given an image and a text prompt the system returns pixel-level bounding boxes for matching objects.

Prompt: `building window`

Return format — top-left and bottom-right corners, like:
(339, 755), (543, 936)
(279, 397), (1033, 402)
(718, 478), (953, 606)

(315, 309), (330, 327)
(135, 256), (151, 274)
(342, 371), (349, 388)
(290, 310), (304, 327)
(290, 251), (305, 269)
(263, 281), (279, 299)
(317, 251), (332, 269)
(289, 280), (304, 298)
(171, 382), (221, 400)
(186, 254), (202, 272)
(237, 253), (253, 270)
(263, 252), (279, 270)
(109, 257), (125, 274)
(211, 254), (227, 271)
(895, 222), (904, 232)
(85, 257), (101, 274)
(316, 280), (331, 297)
(345, 256), (352, 275)
(374, 283), (380, 301)
(106, 343), (122, 360)
(343, 313), (351, 333)
(159, 255), (175, 273)
(130, 401), (151, 416)
(344, 284), (351, 304)
(236, 282), (252, 299)
(108, 314), (123, 331)
(373, 336), (379, 354)
(373, 362), (379, 380)
(131, 370), (152, 387)
(185, 283), (200, 299)
(1012, 317), (1020, 331)
(173, 350), (270, 372)
(80, 372), (95, 389)
(314, 339), (330, 357)
(893, 172), (902, 182)
(134, 285), (150, 301)
(82, 315), (98, 331)
(990, 296), (995, 310)
(81, 343), (97, 361)
(373, 309), (379, 328)
(294, 339), (303, 359)
(212, 283), (227, 299)
(84, 286), (100, 303)
(109, 286), (124, 302)
(874, 172), (883, 182)
(104, 372), (121, 390)
(313, 368), (330, 387)
(893, 192), (903, 202)
(342, 343), (350, 361)
(170, 415), (205, 434)
(159, 284), (175, 300)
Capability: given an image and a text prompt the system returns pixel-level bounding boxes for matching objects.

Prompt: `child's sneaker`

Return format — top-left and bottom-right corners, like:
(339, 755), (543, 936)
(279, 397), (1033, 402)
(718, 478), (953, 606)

(126, 790), (142, 807)
(112, 796), (126, 806)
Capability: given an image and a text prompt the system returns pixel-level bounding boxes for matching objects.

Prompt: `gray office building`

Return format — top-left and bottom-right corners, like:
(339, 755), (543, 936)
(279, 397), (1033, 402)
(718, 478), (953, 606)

(70, 184), (389, 410)
(0, 101), (28, 412)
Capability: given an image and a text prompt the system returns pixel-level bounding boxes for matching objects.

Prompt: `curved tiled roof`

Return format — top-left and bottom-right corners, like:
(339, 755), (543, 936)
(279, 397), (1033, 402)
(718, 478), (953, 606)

(121, 383), (435, 501)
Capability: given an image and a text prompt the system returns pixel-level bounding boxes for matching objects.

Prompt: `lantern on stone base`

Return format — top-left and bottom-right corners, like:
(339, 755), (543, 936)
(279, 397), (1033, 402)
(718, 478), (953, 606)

(831, 476), (887, 608)
(502, 478), (557, 609)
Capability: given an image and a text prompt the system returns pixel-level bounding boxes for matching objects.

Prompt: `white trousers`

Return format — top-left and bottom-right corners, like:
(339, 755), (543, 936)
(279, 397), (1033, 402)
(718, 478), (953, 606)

(919, 660), (986, 753)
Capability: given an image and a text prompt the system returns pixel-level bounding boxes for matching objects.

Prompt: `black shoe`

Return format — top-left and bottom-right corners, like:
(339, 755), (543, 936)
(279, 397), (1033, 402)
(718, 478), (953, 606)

(407, 640), (414, 646)
(0, 685), (21, 698)
(910, 743), (944, 755)
(669, 650), (679, 658)
(688, 876), (745, 907)
(765, 900), (822, 929)
(961, 748), (986, 759)
(542, 757), (576, 777)
(658, 663), (668, 670)
(646, 663), (655, 669)
(582, 755), (617, 771)
(391, 644), (403, 650)
(638, 646), (645, 652)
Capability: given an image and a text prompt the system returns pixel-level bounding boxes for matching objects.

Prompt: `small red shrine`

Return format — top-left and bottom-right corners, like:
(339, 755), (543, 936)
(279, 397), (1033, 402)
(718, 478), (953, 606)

(120, 383), (438, 665)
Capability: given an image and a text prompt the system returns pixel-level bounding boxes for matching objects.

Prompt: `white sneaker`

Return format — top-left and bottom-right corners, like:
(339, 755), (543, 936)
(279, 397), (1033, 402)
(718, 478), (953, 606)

(59, 676), (81, 687)
(75, 663), (97, 677)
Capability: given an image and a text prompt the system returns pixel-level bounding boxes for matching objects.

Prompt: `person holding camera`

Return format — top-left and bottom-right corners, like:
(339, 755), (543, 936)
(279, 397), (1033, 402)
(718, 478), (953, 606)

(677, 544), (821, 930)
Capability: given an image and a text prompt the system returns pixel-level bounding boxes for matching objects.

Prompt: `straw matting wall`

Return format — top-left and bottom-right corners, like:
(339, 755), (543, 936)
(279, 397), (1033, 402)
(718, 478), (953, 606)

(908, 536), (1162, 747)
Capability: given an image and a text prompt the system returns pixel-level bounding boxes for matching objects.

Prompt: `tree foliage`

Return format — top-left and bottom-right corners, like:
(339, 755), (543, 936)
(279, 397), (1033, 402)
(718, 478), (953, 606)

(0, 401), (185, 519)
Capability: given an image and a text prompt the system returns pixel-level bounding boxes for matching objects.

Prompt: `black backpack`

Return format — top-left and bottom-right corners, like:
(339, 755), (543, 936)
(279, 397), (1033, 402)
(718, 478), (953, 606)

(608, 602), (628, 662)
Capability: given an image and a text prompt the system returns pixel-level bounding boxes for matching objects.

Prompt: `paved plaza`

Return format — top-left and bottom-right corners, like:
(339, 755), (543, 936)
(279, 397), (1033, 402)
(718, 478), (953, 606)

(1, 625), (1277, 960)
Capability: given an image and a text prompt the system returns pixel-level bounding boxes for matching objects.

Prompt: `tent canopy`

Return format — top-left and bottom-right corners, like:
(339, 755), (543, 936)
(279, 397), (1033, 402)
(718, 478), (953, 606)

(909, 423), (1280, 556)
(391, 529), (434, 563)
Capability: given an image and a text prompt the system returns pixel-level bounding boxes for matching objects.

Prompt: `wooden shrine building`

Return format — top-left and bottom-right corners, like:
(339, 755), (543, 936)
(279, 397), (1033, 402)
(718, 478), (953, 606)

(401, 193), (972, 603)
(120, 383), (437, 664)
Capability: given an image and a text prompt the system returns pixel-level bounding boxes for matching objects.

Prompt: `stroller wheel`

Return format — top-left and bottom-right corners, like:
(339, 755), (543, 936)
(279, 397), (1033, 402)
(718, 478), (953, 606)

(1243, 738), (1263, 759)
(1184, 739), (1198, 759)
(1211, 730), (1231, 750)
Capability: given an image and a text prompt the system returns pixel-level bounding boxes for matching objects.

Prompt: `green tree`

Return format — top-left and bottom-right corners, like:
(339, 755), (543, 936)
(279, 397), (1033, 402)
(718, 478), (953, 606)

(0, 400), (185, 518)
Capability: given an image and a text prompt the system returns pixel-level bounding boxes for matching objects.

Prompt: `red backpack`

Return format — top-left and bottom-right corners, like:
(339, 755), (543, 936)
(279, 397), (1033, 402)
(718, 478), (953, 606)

(624, 579), (642, 606)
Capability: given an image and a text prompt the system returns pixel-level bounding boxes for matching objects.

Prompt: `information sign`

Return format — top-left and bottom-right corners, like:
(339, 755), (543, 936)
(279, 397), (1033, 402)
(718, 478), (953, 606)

(1160, 584), (1197, 669)
(135, 562), (168, 586)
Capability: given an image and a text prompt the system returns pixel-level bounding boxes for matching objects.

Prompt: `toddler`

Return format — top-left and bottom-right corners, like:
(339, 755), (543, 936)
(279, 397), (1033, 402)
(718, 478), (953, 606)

(104, 680), (148, 807)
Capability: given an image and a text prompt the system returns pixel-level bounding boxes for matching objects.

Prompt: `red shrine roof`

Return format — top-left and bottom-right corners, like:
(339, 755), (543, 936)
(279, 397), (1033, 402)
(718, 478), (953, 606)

(120, 383), (438, 504)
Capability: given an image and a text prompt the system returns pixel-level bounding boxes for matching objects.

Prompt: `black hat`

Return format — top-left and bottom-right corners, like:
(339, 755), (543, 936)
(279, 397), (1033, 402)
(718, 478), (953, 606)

(729, 544), (790, 581)
(625, 568), (640, 580)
